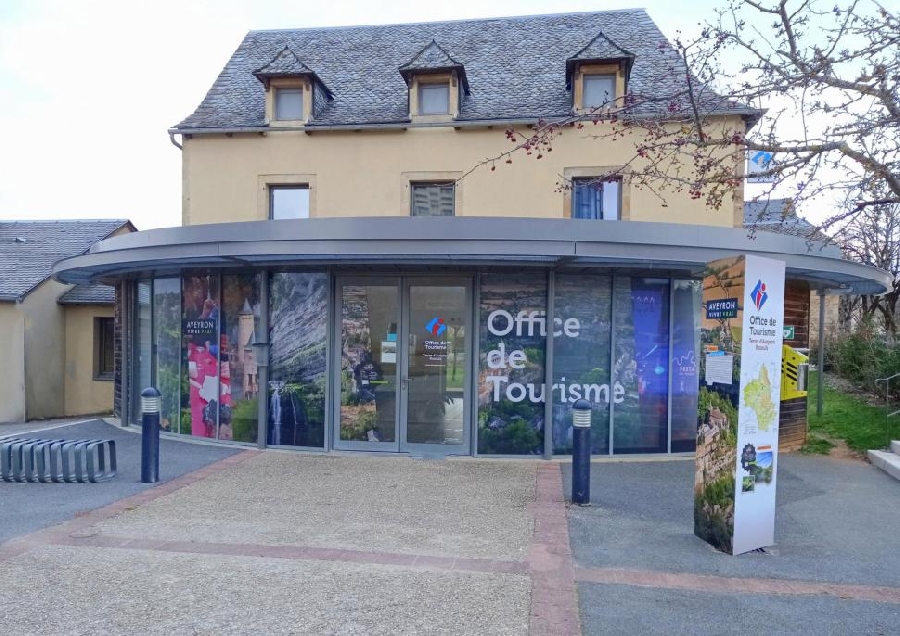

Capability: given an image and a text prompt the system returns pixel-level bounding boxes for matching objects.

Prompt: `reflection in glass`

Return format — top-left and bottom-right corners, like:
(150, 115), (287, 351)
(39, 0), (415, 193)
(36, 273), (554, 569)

(477, 272), (546, 455)
(134, 281), (152, 424)
(181, 275), (221, 439)
(340, 284), (399, 443)
(552, 274), (612, 455)
(613, 277), (670, 454)
(269, 272), (328, 447)
(153, 278), (181, 433)
(406, 285), (466, 445)
(220, 274), (260, 443)
(671, 280), (701, 452)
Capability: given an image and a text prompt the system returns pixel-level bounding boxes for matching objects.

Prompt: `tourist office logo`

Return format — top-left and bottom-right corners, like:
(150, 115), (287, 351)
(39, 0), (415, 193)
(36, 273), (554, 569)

(426, 317), (447, 337)
(750, 279), (769, 311)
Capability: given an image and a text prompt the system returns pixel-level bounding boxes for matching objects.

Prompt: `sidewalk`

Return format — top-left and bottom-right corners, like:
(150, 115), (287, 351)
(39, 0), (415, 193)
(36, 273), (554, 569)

(563, 456), (900, 635)
(0, 448), (545, 635)
(1, 431), (899, 635)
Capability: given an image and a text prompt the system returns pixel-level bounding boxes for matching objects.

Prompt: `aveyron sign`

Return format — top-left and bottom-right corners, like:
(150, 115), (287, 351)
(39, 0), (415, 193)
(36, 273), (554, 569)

(695, 254), (785, 555)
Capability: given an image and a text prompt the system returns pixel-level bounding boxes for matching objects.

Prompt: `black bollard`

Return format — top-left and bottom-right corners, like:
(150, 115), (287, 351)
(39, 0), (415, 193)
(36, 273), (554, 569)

(141, 387), (161, 483)
(571, 398), (592, 505)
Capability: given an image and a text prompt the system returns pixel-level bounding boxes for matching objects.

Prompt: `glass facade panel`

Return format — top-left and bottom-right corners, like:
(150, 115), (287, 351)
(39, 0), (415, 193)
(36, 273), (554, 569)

(269, 272), (328, 447)
(128, 269), (700, 456)
(406, 284), (467, 445)
(477, 272), (546, 455)
(671, 280), (701, 452)
(339, 284), (400, 443)
(220, 274), (261, 443)
(182, 274), (221, 439)
(134, 281), (152, 423)
(153, 278), (181, 433)
(552, 273), (612, 455)
(613, 277), (670, 454)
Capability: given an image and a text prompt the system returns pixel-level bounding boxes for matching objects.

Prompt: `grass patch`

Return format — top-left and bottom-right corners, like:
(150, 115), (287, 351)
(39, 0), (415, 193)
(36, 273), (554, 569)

(808, 370), (899, 452)
(799, 435), (835, 455)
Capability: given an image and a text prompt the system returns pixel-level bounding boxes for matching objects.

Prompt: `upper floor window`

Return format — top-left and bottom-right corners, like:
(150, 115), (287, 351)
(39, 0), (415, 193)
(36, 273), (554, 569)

(411, 182), (455, 216)
(571, 178), (620, 220)
(583, 74), (616, 109)
(419, 83), (450, 115)
(270, 185), (310, 220)
(274, 88), (304, 120)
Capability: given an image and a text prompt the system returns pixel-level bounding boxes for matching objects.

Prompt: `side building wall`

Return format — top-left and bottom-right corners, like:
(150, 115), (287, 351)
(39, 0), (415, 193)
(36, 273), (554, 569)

(64, 305), (114, 416)
(21, 279), (69, 419)
(0, 303), (26, 423)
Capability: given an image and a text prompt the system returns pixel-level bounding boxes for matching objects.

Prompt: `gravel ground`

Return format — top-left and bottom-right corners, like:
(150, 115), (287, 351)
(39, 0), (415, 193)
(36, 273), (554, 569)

(0, 544), (530, 636)
(93, 453), (537, 560)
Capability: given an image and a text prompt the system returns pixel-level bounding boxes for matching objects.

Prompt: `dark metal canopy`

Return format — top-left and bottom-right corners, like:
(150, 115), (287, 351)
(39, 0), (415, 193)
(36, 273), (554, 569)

(52, 217), (890, 295)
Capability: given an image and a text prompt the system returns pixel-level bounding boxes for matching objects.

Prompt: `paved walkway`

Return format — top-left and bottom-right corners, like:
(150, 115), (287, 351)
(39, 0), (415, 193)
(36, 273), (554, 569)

(2, 428), (899, 634)
(564, 456), (900, 635)
(1, 446), (569, 635)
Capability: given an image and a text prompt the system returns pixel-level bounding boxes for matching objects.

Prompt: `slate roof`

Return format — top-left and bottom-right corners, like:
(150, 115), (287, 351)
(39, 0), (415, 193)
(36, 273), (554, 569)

(0, 220), (133, 302)
(565, 32), (635, 87)
(253, 46), (315, 77)
(58, 283), (115, 305)
(399, 40), (469, 93)
(174, 9), (754, 131)
(743, 199), (829, 241)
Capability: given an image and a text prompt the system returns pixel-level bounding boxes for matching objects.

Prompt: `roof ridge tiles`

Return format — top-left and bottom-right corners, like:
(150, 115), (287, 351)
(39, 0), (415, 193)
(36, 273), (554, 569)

(247, 8), (648, 34)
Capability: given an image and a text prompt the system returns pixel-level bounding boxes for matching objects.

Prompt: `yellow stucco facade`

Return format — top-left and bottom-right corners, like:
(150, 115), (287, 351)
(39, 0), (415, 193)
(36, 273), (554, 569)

(0, 302), (26, 423)
(181, 118), (746, 228)
(21, 279), (68, 420)
(63, 305), (115, 416)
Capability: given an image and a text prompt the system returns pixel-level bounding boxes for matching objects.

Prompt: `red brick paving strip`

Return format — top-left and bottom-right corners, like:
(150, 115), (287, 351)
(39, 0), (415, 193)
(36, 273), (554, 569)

(527, 463), (581, 636)
(575, 566), (900, 605)
(43, 533), (528, 575)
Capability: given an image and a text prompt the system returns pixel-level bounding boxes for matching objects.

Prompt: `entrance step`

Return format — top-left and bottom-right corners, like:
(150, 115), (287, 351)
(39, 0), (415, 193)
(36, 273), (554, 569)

(868, 449), (900, 482)
(891, 440), (900, 456)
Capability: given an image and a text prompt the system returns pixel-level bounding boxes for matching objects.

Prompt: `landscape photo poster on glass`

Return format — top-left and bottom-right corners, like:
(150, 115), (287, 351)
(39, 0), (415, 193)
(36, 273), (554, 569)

(695, 255), (785, 555)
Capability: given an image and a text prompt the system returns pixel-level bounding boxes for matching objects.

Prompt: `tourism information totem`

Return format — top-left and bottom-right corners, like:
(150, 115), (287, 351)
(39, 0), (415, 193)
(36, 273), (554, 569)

(694, 254), (785, 555)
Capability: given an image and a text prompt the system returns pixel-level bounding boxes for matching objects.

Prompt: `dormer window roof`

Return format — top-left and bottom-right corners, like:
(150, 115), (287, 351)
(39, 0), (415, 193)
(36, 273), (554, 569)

(565, 32), (635, 90)
(399, 39), (470, 95)
(252, 46), (333, 97)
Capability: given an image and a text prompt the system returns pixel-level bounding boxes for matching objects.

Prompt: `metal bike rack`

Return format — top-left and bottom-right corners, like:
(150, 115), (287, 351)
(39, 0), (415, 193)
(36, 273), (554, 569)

(0, 438), (116, 483)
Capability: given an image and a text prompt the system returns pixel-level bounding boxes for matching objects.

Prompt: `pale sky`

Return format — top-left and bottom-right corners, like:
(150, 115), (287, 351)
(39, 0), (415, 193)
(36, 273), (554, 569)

(0, 1), (740, 230)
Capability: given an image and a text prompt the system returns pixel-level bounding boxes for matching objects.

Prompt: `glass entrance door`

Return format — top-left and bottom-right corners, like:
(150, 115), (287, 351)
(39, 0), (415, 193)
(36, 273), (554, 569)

(400, 280), (470, 455)
(333, 277), (471, 454)
(335, 279), (401, 451)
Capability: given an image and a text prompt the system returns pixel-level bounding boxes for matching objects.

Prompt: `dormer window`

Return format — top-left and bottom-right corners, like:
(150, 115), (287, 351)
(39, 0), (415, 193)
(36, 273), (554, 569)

(583, 74), (616, 109)
(399, 39), (470, 122)
(252, 46), (333, 126)
(419, 82), (450, 115)
(566, 32), (634, 114)
(275, 87), (303, 120)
